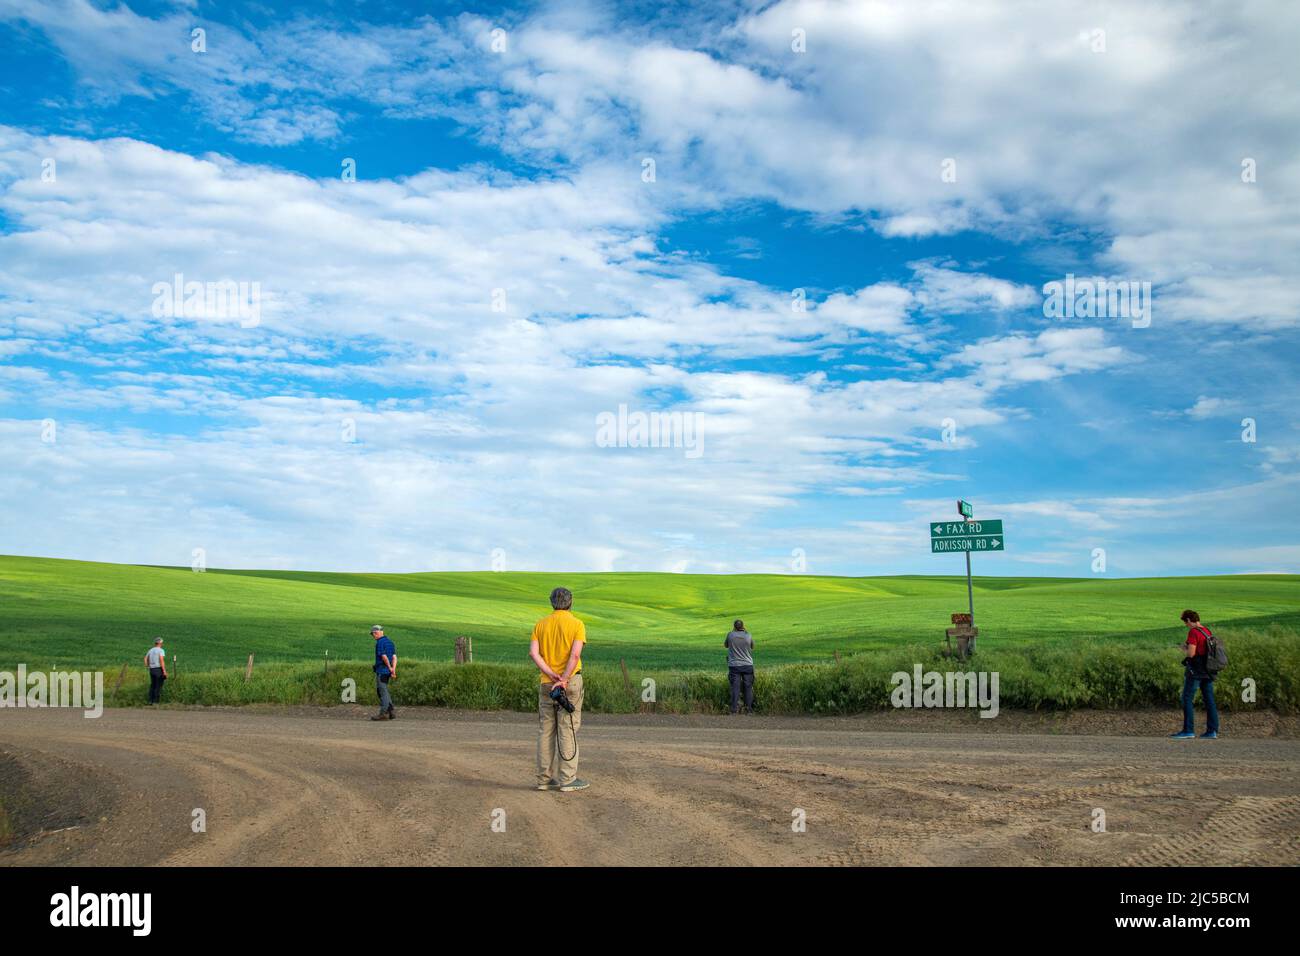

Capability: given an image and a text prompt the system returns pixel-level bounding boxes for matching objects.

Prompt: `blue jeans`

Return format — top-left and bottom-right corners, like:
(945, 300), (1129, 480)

(1181, 671), (1218, 734)
(375, 673), (393, 714)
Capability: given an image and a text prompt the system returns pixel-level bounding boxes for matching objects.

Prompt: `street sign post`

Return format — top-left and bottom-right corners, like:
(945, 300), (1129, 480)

(929, 504), (1006, 628)
(930, 520), (1003, 552)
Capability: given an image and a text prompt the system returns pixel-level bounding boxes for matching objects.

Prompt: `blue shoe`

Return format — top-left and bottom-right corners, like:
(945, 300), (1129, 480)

(1170, 731), (1196, 739)
(1200, 731), (1218, 739)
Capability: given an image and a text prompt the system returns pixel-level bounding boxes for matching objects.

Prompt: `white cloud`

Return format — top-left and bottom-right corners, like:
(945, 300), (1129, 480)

(0, 121), (1145, 572)
(815, 284), (912, 334)
(10, 1), (1296, 329)
(1186, 396), (1234, 420)
(944, 328), (1130, 385)
(1, 2), (1294, 573)
(911, 264), (1038, 314)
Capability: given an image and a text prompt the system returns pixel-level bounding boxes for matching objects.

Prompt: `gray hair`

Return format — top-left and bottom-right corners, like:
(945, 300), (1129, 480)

(549, 587), (574, 610)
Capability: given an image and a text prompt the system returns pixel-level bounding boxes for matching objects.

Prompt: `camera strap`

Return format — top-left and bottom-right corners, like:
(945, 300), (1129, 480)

(553, 696), (578, 763)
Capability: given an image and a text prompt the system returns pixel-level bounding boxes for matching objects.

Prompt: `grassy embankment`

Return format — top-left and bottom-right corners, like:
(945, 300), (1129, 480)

(3, 555), (1297, 713)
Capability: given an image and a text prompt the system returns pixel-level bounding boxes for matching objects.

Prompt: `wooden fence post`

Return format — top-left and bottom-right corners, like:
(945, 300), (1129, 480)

(620, 658), (631, 694)
(454, 636), (472, 664)
(244, 653), (254, 682)
(110, 662), (129, 701)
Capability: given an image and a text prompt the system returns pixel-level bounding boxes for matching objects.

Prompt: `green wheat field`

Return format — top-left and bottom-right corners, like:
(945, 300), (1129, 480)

(3, 555), (1298, 712)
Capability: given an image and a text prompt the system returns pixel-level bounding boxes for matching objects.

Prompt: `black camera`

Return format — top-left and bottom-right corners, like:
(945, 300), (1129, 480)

(549, 684), (575, 713)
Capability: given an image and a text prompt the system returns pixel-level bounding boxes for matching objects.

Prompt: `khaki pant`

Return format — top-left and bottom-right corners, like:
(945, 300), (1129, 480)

(537, 673), (583, 786)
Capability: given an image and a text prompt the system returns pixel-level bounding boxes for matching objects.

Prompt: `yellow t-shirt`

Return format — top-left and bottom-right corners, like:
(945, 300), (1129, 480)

(532, 609), (586, 683)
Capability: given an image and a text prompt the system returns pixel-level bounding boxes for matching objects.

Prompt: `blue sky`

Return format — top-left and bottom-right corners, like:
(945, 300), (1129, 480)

(0, 0), (1297, 576)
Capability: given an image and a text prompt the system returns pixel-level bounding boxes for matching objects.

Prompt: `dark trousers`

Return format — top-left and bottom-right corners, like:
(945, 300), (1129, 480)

(729, 665), (755, 714)
(148, 667), (166, 704)
(1181, 671), (1219, 734)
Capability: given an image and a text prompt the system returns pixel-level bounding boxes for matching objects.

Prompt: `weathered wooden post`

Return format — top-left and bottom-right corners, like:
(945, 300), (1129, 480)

(454, 636), (472, 664)
(620, 658), (632, 694)
(945, 613), (978, 660)
(110, 662), (129, 701)
(244, 653), (254, 682)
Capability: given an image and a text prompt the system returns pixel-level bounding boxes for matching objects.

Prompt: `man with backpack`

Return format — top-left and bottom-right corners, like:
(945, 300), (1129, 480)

(1172, 609), (1221, 739)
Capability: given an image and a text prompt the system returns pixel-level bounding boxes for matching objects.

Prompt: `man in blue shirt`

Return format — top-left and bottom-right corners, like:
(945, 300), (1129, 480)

(370, 625), (397, 721)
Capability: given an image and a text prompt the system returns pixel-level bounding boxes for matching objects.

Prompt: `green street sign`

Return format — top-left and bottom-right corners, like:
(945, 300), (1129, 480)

(929, 519), (1005, 552)
(931, 520), (1002, 538)
(931, 535), (1004, 553)
(938, 505), (998, 627)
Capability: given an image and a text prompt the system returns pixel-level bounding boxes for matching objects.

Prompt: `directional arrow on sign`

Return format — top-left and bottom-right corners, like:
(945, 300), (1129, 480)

(931, 519), (1002, 538)
(929, 518), (1007, 552)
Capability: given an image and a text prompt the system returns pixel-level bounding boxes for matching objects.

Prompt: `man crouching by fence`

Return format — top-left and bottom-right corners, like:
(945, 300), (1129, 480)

(529, 587), (588, 792)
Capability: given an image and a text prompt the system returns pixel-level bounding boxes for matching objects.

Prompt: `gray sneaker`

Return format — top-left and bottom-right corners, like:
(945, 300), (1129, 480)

(558, 778), (590, 792)
(535, 779), (560, 791)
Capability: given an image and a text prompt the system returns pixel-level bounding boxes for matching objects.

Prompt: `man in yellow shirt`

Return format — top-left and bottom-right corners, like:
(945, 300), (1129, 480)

(529, 587), (589, 792)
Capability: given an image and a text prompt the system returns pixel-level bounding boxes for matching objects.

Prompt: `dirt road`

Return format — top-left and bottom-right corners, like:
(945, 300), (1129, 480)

(2, 707), (1298, 866)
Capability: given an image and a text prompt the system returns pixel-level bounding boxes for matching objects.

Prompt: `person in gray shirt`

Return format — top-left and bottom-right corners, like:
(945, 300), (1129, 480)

(144, 637), (168, 705)
(724, 619), (755, 715)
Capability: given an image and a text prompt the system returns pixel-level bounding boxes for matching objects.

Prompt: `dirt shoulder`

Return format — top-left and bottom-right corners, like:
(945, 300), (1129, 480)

(2, 707), (1297, 867)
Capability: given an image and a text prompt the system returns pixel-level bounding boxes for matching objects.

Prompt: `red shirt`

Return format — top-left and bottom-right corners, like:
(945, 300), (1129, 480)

(1186, 626), (1210, 658)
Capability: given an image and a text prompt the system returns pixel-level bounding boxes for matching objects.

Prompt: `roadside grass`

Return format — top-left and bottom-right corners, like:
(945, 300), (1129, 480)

(101, 623), (1299, 715)
(6, 555), (1296, 714)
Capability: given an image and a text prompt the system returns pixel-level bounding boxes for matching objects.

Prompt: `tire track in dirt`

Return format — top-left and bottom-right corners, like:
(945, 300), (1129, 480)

(1119, 795), (1300, 866)
(38, 733), (381, 866)
(2, 709), (1297, 866)
(630, 747), (928, 864)
(648, 745), (1300, 866)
